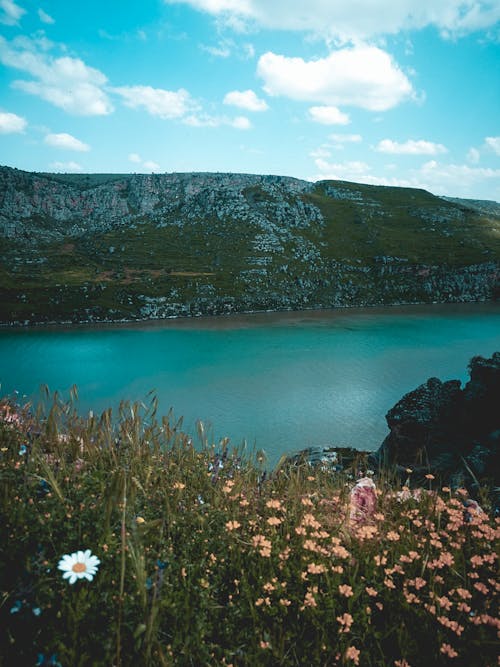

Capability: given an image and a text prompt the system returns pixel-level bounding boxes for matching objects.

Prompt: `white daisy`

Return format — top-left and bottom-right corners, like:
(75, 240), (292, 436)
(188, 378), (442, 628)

(57, 549), (100, 584)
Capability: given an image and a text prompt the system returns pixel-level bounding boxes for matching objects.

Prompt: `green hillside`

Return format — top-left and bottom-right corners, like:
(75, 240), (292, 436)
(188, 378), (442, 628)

(0, 168), (498, 324)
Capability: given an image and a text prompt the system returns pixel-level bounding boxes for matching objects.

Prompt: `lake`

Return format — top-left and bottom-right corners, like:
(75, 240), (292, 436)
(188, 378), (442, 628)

(0, 303), (499, 467)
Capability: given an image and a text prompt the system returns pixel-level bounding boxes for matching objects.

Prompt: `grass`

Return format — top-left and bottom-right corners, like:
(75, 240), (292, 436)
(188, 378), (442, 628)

(0, 392), (498, 666)
(306, 181), (500, 265)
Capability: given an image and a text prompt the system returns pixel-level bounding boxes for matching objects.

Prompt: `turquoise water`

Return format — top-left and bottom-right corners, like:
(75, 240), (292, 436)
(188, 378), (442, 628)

(0, 304), (499, 466)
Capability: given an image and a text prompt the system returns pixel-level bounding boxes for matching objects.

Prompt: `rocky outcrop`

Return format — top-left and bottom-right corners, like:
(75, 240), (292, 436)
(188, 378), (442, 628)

(369, 353), (500, 491)
(0, 169), (315, 244)
(284, 355), (499, 509)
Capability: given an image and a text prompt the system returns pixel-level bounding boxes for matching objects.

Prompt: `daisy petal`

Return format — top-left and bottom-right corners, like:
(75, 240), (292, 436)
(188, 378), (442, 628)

(58, 563), (72, 572)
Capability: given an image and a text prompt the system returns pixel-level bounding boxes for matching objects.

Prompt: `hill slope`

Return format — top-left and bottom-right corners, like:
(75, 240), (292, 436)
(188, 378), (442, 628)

(0, 166), (498, 324)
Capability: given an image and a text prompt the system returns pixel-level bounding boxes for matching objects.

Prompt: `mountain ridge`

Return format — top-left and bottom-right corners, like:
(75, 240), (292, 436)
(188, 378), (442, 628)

(0, 165), (498, 324)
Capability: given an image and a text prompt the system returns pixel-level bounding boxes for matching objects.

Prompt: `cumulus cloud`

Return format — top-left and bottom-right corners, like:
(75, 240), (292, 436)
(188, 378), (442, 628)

(127, 153), (161, 171)
(0, 0), (25, 25)
(329, 133), (362, 143)
(311, 155), (500, 198)
(313, 158), (372, 181)
(142, 160), (161, 171)
(257, 46), (414, 112)
(223, 89), (268, 111)
(49, 161), (83, 172)
(183, 112), (251, 129)
(467, 147), (480, 164)
(0, 110), (27, 133)
(44, 132), (90, 151)
(200, 38), (255, 59)
(203, 44), (231, 57)
(485, 136), (500, 155)
(0, 35), (113, 115)
(231, 115), (251, 129)
(200, 40), (232, 58)
(418, 160), (500, 197)
(308, 106), (350, 125)
(309, 147), (332, 159)
(113, 85), (195, 119)
(163, 0), (500, 41)
(38, 8), (55, 24)
(375, 139), (448, 155)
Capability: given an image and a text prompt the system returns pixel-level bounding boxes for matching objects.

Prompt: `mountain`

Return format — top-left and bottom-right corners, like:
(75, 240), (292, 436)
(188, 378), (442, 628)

(0, 166), (498, 325)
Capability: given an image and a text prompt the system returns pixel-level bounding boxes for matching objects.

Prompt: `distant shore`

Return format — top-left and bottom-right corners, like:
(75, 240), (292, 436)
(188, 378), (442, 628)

(1, 299), (498, 332)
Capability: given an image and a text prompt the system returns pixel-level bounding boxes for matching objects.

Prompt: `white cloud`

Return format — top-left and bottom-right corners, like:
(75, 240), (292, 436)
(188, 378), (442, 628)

(163, 0), (500, 41)
(418, 160), (500, 197)
(309, 147), (331, 159)
(127, 153), (161, 171)
(183, 113), (251, 129)
(310, 156), (421, 187)
(183, 114), (220, 128)
(243, 43), (255, 59)
(313, 158), (372, 180)
(0, 110), (27, 133)
(44, 132), (90, 151)
(49, 161), (83, 172)
(114, 85), (195, 119)
(0, 0), (25, 25)
(257, 46), (414, 112)
(308, 106), (350, 125)
(38, 8), (54, 24)
(485, 136), (500, 156)
(200, 41), (232, 57)
(375, 139), (448, 155)
(0, 35), (113, 116)
(467, 147), (480, 164)
(231, 115), (251, 129)
(329, 133), (362, 143)
(223, 89), (268, 111)
(200, 38), (254, 59)
(311, 155), (500, 198)
(143, 160), (161, 171)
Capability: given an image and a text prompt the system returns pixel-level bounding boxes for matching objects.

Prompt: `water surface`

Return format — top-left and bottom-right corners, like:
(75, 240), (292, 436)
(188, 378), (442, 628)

(1, 303), (499, 466)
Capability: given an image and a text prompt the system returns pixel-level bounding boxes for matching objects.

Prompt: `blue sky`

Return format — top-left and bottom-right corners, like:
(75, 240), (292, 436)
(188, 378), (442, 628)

(0, 0), (499, 199)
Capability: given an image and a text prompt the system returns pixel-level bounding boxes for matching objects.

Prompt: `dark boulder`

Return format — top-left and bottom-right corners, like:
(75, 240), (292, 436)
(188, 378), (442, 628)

(369, 352), (500, 491)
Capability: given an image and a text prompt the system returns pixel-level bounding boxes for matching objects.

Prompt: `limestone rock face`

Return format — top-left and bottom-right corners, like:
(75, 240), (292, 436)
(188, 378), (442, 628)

(369, 353), (500, 490)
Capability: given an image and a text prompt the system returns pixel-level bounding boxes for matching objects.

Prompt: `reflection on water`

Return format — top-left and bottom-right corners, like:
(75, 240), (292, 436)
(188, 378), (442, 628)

(0, 303), (499, 466)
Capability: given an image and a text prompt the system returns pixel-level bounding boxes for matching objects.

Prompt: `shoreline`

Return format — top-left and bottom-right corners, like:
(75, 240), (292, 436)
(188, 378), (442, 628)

(1, 299), (499, 333)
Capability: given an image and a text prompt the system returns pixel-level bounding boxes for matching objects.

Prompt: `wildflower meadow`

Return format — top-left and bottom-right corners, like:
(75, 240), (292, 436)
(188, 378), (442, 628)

(0, 391), (498, 666)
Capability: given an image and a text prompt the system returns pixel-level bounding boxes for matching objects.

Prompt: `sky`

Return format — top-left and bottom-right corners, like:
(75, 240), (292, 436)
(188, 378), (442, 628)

(0, 0), (499, 200)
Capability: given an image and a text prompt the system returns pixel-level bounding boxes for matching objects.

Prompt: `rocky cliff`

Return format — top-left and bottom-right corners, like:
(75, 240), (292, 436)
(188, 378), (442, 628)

(0, 166), (499, 324)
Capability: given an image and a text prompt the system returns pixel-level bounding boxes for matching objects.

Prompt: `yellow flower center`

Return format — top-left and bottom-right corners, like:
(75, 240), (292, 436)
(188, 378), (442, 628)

(72, 562), (86, 573)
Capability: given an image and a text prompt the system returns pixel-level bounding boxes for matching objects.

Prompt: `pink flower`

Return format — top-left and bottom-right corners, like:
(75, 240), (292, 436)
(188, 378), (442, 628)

(440, 643), (458, 658)
(345, 646), (360, 664)
(339, 584), (354, 598)
(336, 612), (354, 633)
